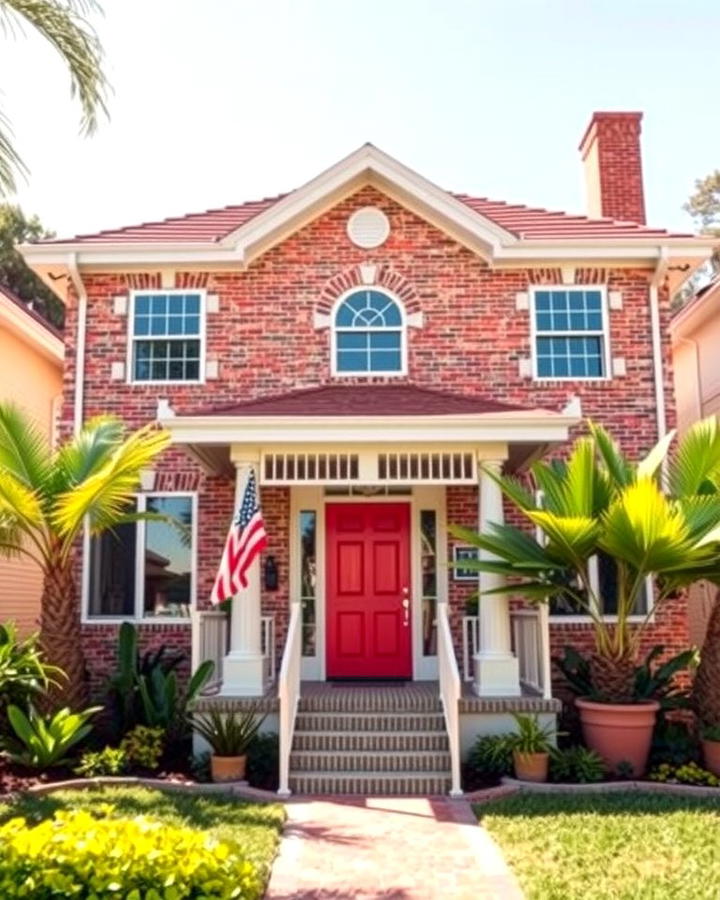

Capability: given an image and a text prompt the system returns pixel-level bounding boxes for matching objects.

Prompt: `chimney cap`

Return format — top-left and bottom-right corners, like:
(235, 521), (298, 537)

(579, 111), (643, 156)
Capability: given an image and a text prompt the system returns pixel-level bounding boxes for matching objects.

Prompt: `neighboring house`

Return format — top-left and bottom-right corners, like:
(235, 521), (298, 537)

(670, 275), (720, 647)
(21, 111), (715, 795)
(0, 285), (64, 634)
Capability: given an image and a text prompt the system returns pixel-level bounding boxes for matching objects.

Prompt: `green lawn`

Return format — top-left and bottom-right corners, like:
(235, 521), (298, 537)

(477, 791), (720, 900)
(0, 786), (285, 890)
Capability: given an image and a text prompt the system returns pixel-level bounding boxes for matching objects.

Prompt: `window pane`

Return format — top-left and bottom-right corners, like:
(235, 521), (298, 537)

(88, 515), (137, 617)
(370, 350), (401, 371)
(135, 295), (150, 315)
(168, 294), (184, 315)
(337, 331), (367, 350)
(300, 510), (316, 656)
(369, 331), (400, 350)
(134, 316), (150, 336)
(337, 350), (367, 371)
(151, 295), (167, 315)
(143, 496), (193, 618)
(421, 510), (437, 657)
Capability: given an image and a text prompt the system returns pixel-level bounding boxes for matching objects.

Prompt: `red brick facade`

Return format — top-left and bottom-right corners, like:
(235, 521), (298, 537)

(63, 185), (687, 697)
(580, 112), (646, 224)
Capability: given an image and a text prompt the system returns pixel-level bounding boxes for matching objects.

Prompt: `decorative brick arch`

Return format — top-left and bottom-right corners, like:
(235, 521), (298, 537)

(316, 264), (422, 319)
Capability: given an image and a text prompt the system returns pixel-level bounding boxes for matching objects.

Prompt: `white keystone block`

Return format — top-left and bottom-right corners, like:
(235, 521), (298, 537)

(113, 295), (128, 316)
(518, 358), (532, 378)
(612, 357), (626, 377)
(515, 292), (529, 311)
(206, 293), (220, 313)
(110, 361), (125, 381)
(561, 266), (575, 286)
(359, 263), (377, 285)
(205, 359), (219, 380)
(609, 291), (623, 310)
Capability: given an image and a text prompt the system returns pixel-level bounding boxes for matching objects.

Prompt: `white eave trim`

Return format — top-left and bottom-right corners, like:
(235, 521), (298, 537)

(158, 408), (580, 446)
(0, 293), (64, 363)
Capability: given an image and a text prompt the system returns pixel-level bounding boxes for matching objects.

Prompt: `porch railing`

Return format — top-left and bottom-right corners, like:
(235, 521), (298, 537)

(510, 608), (552, 699)
(278, 601), (302, 797)
(191, 610), (277, 692)
(462, 609), (552, 699)
(437, 602), (462, 797)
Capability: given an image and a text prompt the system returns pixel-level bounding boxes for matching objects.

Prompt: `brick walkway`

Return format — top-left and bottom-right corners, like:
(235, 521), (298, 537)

(265, 796), (523, 899)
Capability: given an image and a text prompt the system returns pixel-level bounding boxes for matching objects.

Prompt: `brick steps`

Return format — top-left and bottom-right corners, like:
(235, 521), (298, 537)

(289, 686), (452, 796)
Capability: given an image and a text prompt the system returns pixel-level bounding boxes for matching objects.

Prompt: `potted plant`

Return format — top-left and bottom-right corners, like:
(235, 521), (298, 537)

(507, 713), (560, 783)
(451, 417), (720, 777)
(192, 706), (265, 782)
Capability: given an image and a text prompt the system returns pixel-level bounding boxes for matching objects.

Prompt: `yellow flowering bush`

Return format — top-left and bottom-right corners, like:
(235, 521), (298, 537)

(0, 806), (262, 898)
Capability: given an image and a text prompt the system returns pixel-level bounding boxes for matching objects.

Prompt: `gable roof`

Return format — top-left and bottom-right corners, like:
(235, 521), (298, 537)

(0, 285), (64, 363)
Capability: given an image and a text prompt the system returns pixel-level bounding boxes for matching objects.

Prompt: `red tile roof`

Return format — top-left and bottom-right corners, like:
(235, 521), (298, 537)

(41, 191), (693, 246)
(189, 384), (532, 417)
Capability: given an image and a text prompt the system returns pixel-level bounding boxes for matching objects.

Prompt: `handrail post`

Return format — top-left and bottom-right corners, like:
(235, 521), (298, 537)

(278, 601), (302, 798)
(437, 601), (463, 798)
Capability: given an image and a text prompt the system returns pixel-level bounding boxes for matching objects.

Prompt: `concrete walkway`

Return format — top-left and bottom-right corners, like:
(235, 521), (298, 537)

(265, 796), (523, 899)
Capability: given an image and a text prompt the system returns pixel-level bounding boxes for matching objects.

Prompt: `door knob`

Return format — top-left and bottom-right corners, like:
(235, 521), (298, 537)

(402, 596), (410, 627)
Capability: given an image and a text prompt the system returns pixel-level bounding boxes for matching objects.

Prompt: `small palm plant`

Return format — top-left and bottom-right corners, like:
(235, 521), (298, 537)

(0, 404), (169, 708)
(451, 417), (720, 703)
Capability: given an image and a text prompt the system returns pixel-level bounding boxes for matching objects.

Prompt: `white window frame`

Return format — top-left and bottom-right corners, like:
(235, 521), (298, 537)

(330, 286), (408, 378)
(82, 491), (198, 625)
(127, 289), (206, 385)
(530, 285), (611, 382)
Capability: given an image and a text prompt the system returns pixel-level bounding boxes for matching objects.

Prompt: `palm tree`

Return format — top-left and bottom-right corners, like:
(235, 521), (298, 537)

(451, 418), (720, 702)
(0, 404), (168, 708)
(0, 0), (108, 195)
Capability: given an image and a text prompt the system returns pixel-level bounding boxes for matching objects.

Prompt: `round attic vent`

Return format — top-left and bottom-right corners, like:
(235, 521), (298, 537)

(347, 207), (390, 249)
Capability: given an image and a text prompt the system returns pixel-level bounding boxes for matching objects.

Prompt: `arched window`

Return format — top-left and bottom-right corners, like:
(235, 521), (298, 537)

(333, 289), (405, 375)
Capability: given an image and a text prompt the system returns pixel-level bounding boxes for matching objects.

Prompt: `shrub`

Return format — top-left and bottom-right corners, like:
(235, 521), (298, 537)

(75, 746), (128, 777)
(650, 719), (700, 767)
(467, 734), (515, 783)
(0, 807), (262, 898)
(0, 623), (62, 720)
(138, 659), (214, 742)
(649, 761), (720, 787)
(120, 725), (164, 770)
(550, 746), (605, 783)
(246, 732), (279, 791)
(4, 704), (100, 768)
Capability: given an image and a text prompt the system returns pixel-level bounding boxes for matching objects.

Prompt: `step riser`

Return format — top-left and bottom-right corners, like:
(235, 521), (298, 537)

(298, 696), (442, 714)
(295, 714), (446, 732)
(290, 752), (451, 773)
(293, 733), (449, 752)
(289, 775), (452, 795)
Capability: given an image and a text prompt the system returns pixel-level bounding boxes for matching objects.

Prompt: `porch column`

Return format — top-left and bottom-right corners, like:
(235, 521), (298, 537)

(220, 452), (265, 697)
(474, 459), (521, 697)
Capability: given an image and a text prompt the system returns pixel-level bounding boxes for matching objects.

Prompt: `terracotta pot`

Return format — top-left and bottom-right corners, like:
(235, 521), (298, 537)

(702, 739), (720, 778)
(576, 697), (659, 776)
(513, 750), (549, 783)
(211, 754), (247, 783)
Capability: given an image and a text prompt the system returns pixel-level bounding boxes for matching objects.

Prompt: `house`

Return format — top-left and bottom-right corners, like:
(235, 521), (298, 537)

(670, 275), (720, 648)
(20, 111), (715, 795)
(0, 285), (64, 634)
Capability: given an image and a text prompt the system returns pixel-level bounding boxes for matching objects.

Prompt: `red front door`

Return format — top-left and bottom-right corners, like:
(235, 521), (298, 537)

(326, 502), (411, 679)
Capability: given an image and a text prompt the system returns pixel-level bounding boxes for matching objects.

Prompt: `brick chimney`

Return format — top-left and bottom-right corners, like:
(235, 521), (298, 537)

(579, 112), (646, 224)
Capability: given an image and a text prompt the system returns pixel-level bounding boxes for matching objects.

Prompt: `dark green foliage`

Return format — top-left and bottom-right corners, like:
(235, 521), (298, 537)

(467, 733), (515, 783)
(650, 719), (700, 767)
(192, 706), (266, 757)
(0, 623), (61, 730)
(507, 713), (560, 754)
(549, 746), (605, 783)
(138, 658), (214, 741)
(4, 704), (100, 768)
(246, 732), (279, 791)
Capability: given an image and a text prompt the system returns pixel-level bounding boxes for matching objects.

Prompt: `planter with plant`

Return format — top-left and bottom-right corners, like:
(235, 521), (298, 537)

(451, 418), (720, 776)
(507, 713), (561, 783)
(192, 706), (266, 782)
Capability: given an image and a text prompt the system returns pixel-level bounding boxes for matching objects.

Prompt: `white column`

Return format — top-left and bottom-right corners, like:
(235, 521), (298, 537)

(220, 455), (265, 697)
(474, 459), (521, 697)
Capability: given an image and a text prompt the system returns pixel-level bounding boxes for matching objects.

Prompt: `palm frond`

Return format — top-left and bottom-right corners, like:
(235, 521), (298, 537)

(637, 429), (675, 480)
(0, 105), (26, 196)
(669, 416), (720, 497)
(0, 402), (51, 490)
(52, 415), (125, 491)
(588, 421), (634, 487)
(1, 0), (108, 136)
(525, 511), (600, 564)
(0, 471), (44, 529)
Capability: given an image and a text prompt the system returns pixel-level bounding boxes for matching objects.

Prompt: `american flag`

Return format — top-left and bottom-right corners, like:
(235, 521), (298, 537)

(210, 470), (268, 604)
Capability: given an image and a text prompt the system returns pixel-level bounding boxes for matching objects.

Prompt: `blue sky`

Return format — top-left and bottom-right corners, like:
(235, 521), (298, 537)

(1, 0), (718, 237)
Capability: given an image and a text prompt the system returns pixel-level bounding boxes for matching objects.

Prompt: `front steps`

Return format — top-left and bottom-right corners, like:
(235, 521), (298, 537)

(288, 685), (452, 795)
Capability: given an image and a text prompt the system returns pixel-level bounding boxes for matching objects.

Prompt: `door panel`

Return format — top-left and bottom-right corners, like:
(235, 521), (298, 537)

(326, 502), (411, 679)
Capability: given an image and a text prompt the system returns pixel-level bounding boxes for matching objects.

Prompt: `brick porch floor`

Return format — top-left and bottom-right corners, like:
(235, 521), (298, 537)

(265, 796), (523, 899)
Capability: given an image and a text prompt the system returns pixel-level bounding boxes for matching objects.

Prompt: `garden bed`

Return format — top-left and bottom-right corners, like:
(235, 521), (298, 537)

(476, 791), (720, 900)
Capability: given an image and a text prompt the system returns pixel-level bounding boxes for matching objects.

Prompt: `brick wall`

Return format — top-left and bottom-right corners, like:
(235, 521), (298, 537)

(64, 185), (685, 696)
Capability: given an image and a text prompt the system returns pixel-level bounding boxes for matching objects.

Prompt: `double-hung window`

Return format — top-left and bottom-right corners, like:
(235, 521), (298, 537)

(87, 493), (196, 621)
(532, 287), (609, 379)
(333, 289), (405, 376)
(130, 290), (204, 383)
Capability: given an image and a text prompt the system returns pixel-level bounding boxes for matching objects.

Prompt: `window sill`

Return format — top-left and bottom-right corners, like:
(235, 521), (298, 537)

(549, 614), (653, 625)
(82, 617), (192, 626)
(128, 380), (205, 387)
(532, 376), (611, 383)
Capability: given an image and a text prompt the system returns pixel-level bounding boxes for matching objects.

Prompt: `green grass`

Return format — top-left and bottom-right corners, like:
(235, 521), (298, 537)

(0, 786), (285, 885)
(476, 791), (720, 900)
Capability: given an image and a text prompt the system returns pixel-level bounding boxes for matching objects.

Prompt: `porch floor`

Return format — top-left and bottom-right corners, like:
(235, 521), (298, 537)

(195, 680), (560, 714)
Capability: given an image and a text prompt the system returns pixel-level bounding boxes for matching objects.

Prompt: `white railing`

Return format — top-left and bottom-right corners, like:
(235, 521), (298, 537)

(510, 608), (552, 699)
(192, 610), (277, 692)
(437, 602), (462, 797)
(462, 615), (480, 682)
(278, 601), (302, 797)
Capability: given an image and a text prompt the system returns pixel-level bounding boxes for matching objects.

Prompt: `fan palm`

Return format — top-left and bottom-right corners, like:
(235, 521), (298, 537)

(0, 0), (108, 195)
(0, 403), (169, 708)
(451, 417), (720, 702)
